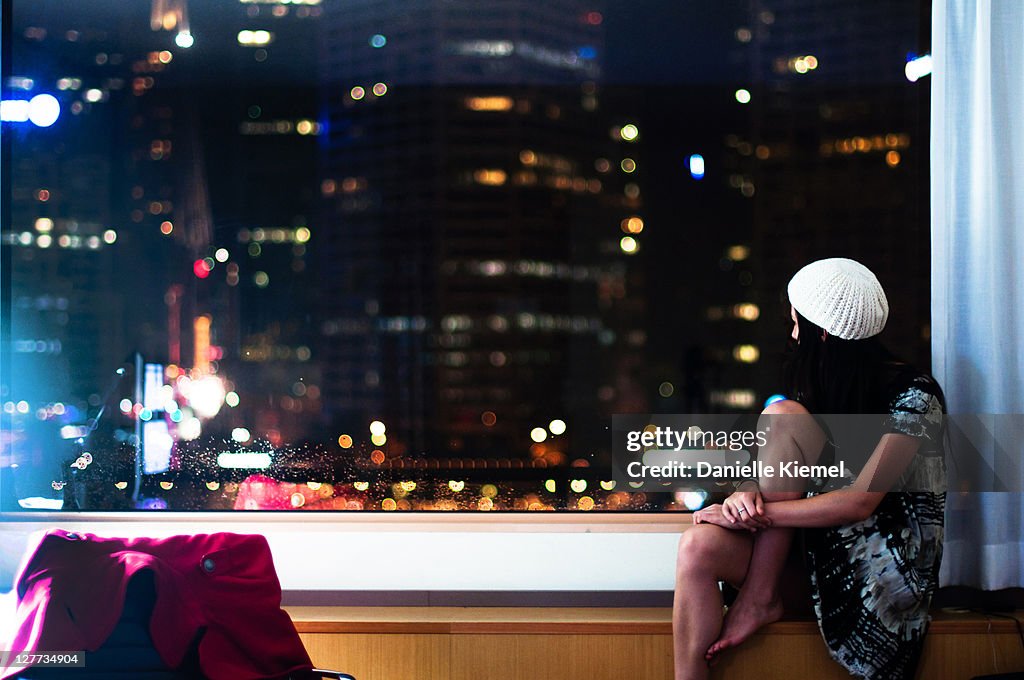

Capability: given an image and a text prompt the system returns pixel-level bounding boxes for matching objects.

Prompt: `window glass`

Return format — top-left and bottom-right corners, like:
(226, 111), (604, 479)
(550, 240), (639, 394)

(1, 0), (930, 511)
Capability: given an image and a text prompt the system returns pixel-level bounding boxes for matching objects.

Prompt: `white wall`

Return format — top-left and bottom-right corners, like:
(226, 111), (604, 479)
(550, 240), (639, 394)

(0, 513), (688, 593)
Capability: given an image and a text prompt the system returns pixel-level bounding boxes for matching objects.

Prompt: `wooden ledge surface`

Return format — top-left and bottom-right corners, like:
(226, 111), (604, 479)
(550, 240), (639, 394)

(286, 606), (1024, 635)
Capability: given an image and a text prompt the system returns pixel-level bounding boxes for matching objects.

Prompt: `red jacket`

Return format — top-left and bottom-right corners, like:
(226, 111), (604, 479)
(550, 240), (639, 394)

(2, 529), (313, 679)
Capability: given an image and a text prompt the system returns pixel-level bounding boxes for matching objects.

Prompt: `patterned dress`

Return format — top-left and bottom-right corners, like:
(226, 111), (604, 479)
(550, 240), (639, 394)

(804, 374), (946, 680)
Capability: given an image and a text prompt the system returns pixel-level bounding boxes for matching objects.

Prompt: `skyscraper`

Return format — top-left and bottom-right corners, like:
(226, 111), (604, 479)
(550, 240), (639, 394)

(318, 0), (648, 461)
(200, 0), (324, 447)
(734, 0), (931, 397)
(4, 22), (128, 407)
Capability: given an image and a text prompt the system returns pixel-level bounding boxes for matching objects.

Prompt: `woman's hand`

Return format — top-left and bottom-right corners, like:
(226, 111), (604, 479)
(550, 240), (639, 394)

(720, 484), (771, 530)
(693, 503), (770, 532)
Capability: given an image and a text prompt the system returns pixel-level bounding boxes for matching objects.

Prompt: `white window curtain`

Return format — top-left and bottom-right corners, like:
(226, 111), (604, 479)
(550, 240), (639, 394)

(932, 0), (1024, 589)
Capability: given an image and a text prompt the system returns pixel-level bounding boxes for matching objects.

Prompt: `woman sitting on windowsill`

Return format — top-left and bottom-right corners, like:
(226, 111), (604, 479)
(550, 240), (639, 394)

(673, 258), (946, 680)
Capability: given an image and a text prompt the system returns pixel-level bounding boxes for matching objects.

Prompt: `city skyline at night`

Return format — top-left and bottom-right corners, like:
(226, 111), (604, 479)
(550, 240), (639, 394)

(1, 0), (932, 511)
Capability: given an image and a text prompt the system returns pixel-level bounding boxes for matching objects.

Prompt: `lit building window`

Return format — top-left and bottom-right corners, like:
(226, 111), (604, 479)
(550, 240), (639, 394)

(465, 96), (514, 111)
(621, 216), (644, 234)
(727, 245), (750, 261)
(239, 119), (321, 136)
(788, 55), (818, 73)
(450, 40), (514, 58)
(732, 303), (760, 321)
(711, 390), (757, 409)
(238, 30), (273, 47)
(733, 345), (760, 363)
(473, 169), (507, 186)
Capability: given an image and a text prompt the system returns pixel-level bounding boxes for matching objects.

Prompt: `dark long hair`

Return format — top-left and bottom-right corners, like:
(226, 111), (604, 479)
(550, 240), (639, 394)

(783, 311), (917, 414)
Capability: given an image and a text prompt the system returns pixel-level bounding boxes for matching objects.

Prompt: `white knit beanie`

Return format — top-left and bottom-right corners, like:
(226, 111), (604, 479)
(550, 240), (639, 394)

(787, 258), (889, 340)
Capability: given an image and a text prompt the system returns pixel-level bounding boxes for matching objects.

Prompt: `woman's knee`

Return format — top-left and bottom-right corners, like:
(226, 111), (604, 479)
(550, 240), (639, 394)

(676, 526), (722, 573)
(760, 398), (809, 417)
(676, 525), (751, 585)
(759, 398), (820, 443)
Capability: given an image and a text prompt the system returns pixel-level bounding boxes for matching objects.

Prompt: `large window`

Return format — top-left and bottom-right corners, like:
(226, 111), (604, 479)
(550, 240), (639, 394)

(1, 0), (930, 511)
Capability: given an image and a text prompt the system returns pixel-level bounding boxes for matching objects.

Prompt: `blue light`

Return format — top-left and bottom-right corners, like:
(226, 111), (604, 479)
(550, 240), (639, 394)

(1, 94), (61, 127)
(29, 94), (60, 127)
(688, 154), (705, 180)
(1, 100), (30, 122)
(370, 34), (387, 48)
(680, 489), (709, 511)
(764, 394), (788, 408)
(904, 53), (932, 82)
(577, 46), (597, 60)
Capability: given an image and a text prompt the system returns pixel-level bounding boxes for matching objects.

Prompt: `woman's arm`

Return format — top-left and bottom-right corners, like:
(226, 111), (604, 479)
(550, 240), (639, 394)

(762, 432), (922, 527)
(696, 432), (922, 530)
(760, 488), (884, 527)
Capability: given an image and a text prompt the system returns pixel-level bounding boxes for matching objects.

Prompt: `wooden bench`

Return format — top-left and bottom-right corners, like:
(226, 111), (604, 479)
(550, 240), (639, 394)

(286, 606), (1024, 679)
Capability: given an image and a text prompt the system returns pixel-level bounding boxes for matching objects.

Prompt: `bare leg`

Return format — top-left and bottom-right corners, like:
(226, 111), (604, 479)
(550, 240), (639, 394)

(706, 399), (826, 661)
(673, 524), (753, 680)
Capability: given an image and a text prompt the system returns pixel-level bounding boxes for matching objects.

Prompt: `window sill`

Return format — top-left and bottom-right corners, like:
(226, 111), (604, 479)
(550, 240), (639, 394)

(0, 512), (692, 594)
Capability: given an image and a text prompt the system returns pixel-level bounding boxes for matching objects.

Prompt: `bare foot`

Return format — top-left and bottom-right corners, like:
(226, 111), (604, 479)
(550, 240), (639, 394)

(705, 594), (783, 663)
